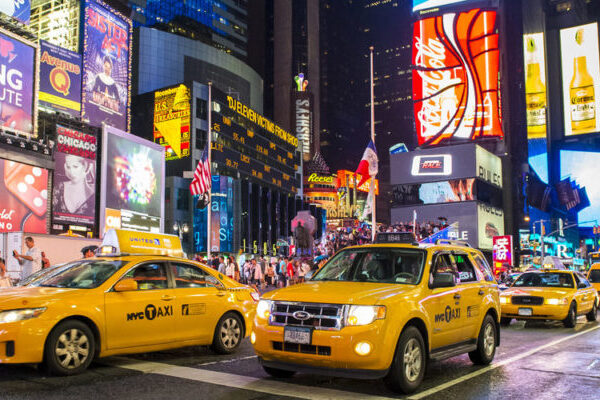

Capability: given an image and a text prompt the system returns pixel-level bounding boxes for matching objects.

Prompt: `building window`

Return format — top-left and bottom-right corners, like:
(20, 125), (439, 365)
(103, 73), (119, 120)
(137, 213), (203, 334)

(177, 189), (189, 211)
(196, 98), (207, 120)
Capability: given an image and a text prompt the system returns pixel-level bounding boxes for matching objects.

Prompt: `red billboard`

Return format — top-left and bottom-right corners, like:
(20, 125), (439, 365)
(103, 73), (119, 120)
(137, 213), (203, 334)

(493, 235), (513, 266)
(412, 9), (503, 146)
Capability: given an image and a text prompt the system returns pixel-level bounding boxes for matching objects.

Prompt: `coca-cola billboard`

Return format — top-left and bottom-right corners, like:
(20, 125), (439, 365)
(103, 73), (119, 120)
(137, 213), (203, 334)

(412, 8), (504, 147)
(0, 158), (49, 234)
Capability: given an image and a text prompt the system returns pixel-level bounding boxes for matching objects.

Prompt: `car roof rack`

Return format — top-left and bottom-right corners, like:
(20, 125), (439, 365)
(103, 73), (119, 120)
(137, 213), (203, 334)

(435, 239), (471, 247)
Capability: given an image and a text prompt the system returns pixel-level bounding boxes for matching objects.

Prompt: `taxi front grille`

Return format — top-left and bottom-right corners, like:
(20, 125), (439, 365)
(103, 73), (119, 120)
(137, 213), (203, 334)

(272, 341), (332, 356)
(270, 301), (344, 330)
(511, 296), (544, 305)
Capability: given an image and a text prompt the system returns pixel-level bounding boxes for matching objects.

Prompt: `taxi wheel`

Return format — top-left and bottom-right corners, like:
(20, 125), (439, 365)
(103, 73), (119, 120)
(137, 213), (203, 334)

(43, 320), (95, 376)
(384, 326), (426, 394)
(211, 312), (243, 354)
(563, 302), (577, 328)
(585, 301), (597, 322)
(468, 314), (497, 365)
(263, 365), (296, 378)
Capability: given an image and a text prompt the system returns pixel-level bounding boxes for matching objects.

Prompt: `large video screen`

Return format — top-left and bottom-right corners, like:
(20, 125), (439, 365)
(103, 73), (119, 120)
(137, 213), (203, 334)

(413, 0), (469, 12)
(523, 33), (547, 140)
(81, 0), (132, 131)
(101, 126), (164, 233)
(0, 29), (36, 137)
(412, 9), (503, 146)
(560, 23), (600, 137)
(560, 149), (599, 226)
(39, 41), (82, 118)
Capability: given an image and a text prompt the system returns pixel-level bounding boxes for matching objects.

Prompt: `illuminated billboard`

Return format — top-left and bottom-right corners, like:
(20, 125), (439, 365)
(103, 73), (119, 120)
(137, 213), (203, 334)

(0, 1), (30, 24)
(413, 0), (469, 12)
(560, 149), (599, 227)
(52, 125), (97, 229)
(193, 176), (234, 253)
(523, 33), (547, 139)
(336, 170), (379, 195)
(0, 29), (37, 137)
(39, 41), (82, 117)
(100, 125), (165, 233)
(412, 9), (503, 146)
(560, 23), (600, 137)
(81, 0), (132, 131)
(153, 84), (191, 160)
(0, 159), (48, 233)
(493, 235), (513, 266)
(477, 203), (504, 250)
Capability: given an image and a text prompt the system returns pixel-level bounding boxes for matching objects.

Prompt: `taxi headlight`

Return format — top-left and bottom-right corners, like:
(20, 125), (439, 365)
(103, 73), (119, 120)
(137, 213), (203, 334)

(256, 300), (272, 320)
(545, 298), (568, 305)
(0, 308), (46, 324)
(500, 296), (510, 304)
(345, 305), (386, 326)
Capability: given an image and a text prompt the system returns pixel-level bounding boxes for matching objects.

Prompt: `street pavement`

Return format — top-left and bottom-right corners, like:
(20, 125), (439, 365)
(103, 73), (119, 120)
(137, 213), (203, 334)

(1, 318), (599, 400)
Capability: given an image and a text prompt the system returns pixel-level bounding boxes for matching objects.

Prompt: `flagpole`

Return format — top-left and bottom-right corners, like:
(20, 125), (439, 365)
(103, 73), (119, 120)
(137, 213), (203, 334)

(369, 46), (376, 242)
(207, 82), (212, 260)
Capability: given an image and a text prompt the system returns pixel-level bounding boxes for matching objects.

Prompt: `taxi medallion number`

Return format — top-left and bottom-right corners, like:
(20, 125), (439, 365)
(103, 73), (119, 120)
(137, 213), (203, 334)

(284, 326), (312, 345)
(518, 308), (533, 316)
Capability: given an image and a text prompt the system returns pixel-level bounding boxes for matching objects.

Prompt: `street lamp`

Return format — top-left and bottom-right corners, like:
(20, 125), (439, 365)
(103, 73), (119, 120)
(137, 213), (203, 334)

(173, 221), (189, 241)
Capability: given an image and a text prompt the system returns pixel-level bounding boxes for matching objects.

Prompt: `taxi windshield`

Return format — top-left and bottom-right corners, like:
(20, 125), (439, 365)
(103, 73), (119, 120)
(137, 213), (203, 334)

(33, 260), (126, 289)
(312, 248), (425, 284)
(512, 272), (574, 288)
(589, 269), (600, 283)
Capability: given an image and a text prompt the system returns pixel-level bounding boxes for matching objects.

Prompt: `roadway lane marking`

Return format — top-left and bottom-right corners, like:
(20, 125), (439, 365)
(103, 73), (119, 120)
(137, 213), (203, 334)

(197, 355), (257, 366)
(104, 357), (396, 400)
(409, 324), (600, 400)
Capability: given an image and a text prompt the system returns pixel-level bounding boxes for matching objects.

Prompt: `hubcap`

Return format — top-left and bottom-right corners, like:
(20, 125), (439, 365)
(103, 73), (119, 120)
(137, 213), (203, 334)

(403, 338), (422, 382)
(220, 318), (241, 349)
(483, 323), (495, 357)
(55, 328), (90, 369)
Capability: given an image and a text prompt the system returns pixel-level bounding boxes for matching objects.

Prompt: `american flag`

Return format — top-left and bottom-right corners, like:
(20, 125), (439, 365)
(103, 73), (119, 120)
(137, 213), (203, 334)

(190, 144), (211, 196)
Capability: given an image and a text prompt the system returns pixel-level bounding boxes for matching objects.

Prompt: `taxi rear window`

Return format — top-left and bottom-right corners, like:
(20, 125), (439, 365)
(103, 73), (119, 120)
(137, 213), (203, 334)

(34, 260), (126, 289)
(589, 270), (600, 283)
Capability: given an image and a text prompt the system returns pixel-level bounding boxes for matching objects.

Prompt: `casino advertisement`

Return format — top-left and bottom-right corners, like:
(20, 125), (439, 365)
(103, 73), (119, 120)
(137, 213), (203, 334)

(81, 0), (132, 131)
(39, 41), (82, 117)
(0, 159), (48, 234)
(0, 0), (31, 24)
(100, 126), (164, 233)
(412, 8), (503, 146)
(153, 84), (191, 161)
(52, 125), (97, 229)
(0, 29), (36, 137)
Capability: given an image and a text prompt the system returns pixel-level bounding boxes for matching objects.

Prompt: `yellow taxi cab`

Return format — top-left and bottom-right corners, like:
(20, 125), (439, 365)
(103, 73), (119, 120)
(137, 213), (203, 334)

(500, 269), (598, 327)
(251, 234), (501, 394)
(587, 263), (600, 295)
(0, 229), (258, 375)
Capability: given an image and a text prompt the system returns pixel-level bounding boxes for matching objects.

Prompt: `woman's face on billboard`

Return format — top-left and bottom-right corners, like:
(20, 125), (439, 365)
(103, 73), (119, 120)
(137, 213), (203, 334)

(64, 155), (87, 182)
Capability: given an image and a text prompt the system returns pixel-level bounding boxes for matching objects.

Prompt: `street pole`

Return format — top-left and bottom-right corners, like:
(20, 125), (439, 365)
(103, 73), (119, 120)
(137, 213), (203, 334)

(207, 82), (212, 260)
(369, 46), (376, 242)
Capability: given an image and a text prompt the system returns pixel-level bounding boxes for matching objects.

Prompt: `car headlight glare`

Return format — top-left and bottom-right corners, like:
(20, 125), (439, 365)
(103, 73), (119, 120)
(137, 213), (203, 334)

(545, 298), (568, 305)
(0, 308), (46, 324)
(256, 300), (272, 320)
(346, 305), (386, 326)
(500, 296), (510, 304)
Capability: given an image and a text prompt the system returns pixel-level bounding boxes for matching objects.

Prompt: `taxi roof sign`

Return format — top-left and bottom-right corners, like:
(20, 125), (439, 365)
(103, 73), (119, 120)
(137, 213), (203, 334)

(375, 232), (418, 245)
(101, 229), (184, 257)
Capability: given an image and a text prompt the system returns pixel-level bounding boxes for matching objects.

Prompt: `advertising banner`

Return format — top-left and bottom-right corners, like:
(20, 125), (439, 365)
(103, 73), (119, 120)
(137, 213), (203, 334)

(0, 29), (36, 137)
(0, 1), (30, 24)
(492, 235), (513, 266)
(560, 149), (599, 226)
(153, 84), (191, 160)
(100, 125), (164, 233)
(52, 125), (96, 228)
(560, 23), (600, 137)
(39, 41), (82, 117)
(292, 91), (313, 161)
(336, 170), (379, 195)
(81, 0), (132, 131)
(412, 9), (503, 146)
(477, 203), (504, 250)
(413, 0), (469, 12)
(523, 33), (547, 139)
(0, 159), (48, 234)
(193, 176), (234, 253)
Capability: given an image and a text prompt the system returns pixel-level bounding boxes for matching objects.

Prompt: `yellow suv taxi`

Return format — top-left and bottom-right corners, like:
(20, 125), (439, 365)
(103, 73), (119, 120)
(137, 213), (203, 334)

(588, 263), (600, 295)
(0, 229), (258, 375)
(500, 269), (598, 327)
(251, 234), (500, 394)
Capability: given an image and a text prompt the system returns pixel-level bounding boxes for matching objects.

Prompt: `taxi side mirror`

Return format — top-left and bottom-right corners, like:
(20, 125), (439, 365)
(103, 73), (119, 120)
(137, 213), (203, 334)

(578, 282), (587, 289)
(114, 278), (138, 292)
(431, 272), (456, 289)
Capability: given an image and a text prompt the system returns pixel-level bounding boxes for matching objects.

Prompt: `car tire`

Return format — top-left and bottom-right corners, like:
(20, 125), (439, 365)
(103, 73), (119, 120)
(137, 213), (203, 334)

(43, 320), (95, 376)
(586, 301), (598, 322)
(263, 365), (296, 378)
(469, 314), (497, 365)
(384, 326), (426, 394)
(500, 317), (512, 327)
(563, 302), (577, 328)
(211, 312), (243, 354)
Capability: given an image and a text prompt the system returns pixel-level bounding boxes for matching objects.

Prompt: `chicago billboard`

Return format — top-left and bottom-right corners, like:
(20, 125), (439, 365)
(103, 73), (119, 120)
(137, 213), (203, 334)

(39, 41), (82, 117)
(0, 29), (37, 137)
(81, 0), (132, 131)
(153, 84), (191, 160)
(412, 9), (503, 146)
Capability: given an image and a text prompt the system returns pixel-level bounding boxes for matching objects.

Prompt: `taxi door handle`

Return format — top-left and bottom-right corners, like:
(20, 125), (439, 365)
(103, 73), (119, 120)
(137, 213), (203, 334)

(161, 295), (174, 301)
(453, 293), (461, 300)
(216, 291), (227, 297)
(478, 290), (485, 296)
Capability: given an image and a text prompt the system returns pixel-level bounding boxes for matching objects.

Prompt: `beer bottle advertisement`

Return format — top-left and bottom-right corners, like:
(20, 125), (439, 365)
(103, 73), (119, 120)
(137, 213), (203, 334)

(560, 23), (600, 136)
(523, 33), (547, 139)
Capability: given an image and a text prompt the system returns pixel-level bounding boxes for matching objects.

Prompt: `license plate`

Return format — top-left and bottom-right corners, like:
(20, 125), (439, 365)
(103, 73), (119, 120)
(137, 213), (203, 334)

(284, 326), (312, 345)
(518, 308), (533, 316)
